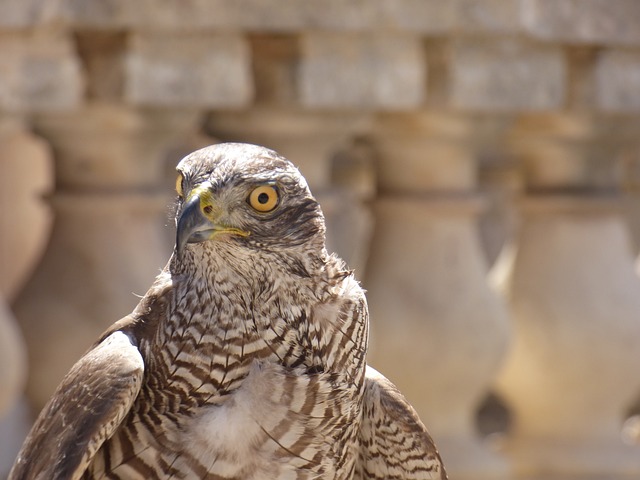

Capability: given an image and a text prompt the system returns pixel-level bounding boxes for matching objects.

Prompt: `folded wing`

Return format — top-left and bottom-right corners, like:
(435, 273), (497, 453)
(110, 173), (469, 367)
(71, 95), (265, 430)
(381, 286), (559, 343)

(10, 330), (144, 480)
(358, 366), (447, 480)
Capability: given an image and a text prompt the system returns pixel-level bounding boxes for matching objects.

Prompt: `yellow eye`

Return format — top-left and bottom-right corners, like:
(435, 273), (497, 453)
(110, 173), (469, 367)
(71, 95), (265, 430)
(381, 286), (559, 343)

(248, 185), (279, 212)
(176, 173), (184, 198)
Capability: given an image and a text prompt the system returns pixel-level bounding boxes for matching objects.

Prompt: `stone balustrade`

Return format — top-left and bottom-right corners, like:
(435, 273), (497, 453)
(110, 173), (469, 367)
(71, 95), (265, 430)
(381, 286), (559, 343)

(3, 1), (640, 478)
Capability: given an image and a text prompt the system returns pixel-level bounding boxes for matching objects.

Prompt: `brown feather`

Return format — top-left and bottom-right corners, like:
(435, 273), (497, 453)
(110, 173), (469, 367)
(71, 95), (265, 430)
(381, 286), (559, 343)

(10, 331), (143, 480)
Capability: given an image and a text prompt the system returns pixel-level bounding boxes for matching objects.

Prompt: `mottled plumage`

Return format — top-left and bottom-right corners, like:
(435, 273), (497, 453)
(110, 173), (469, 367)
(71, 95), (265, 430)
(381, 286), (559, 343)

(11, 143), (446, 480)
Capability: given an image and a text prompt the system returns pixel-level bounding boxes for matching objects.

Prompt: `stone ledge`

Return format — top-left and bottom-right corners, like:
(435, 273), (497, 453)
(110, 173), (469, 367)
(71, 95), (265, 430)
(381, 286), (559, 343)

(5, 0), (640, 50)
(57, 0), (454, 33)
(595, 50), (640, 113)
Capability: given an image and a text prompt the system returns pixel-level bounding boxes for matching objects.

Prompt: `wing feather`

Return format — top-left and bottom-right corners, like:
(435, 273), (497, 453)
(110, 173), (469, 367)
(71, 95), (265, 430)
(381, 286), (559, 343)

(10, 330), (144, 480)
(358, 366), (447, 480)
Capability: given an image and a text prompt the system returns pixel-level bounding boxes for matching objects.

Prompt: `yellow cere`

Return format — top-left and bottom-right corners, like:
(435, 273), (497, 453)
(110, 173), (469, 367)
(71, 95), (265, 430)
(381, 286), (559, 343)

(249, 185), (279, 212)
(189, 185), (221, 218)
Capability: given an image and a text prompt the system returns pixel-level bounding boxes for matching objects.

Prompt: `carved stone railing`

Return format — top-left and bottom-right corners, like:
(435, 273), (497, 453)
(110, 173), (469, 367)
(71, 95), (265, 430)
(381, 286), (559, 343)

(3, 2), (640, 478)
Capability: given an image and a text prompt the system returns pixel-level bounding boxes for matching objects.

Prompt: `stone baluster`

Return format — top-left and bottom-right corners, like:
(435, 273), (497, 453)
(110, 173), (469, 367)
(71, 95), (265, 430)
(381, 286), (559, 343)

(0, 119), (53, 416)
(494, 113), (640, 477)
(365, 112), (511, 479)
(13, 105), (204, 410)
(0, 120), (54, 302)
(0, 119), (54, 473)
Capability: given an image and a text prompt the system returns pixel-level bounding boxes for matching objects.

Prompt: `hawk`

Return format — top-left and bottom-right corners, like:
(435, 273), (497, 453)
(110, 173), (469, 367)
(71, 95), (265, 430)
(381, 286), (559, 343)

(11, 143), (446, 479)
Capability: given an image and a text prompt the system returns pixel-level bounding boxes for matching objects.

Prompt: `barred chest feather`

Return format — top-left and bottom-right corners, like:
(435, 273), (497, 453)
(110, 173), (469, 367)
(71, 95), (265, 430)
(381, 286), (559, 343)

(180, 360), (361, 479)
(87, 253), (368, 479)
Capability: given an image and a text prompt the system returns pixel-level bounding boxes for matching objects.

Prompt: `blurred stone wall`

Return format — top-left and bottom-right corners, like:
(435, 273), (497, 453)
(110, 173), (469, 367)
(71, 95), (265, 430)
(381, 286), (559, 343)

(3, 1), (640, 478)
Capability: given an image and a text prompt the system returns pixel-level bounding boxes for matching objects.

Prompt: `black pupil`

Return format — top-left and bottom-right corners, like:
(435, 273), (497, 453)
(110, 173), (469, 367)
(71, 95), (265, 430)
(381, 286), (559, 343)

(258, 192), (270, 204)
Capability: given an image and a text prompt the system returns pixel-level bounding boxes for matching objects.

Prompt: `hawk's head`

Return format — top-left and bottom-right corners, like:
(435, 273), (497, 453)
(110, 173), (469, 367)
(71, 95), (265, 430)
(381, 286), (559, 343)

(174, 143), (325, 262)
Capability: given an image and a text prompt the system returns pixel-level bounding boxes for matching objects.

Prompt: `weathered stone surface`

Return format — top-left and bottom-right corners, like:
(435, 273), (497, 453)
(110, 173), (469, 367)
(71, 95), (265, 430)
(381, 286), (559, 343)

(60, 0), (453, 32)
(59, 0), (138, 27)
(0, 32), (83, 112)
(371, 0), (454, 34)
(0, 0), (60, 28)
(595, 50), (640, 113)
(299, 33), (425, 109)
(450, 39), (565, 111)
(522, 0), (640, 45)
(125, 33), (253, 107)
(453, 0), (522, 34)
(20, 0), (640, 45)
(60, 0), (325, 30)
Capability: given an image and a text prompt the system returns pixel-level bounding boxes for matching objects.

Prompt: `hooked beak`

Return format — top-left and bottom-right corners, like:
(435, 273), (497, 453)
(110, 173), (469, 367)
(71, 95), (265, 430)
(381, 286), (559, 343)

(175, 190), (249, 259)
(176, 194), (208, 259)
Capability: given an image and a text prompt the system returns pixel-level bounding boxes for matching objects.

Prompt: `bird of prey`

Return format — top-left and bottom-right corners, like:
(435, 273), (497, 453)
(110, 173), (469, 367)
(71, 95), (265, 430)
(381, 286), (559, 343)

(11, 143), (446, 480)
